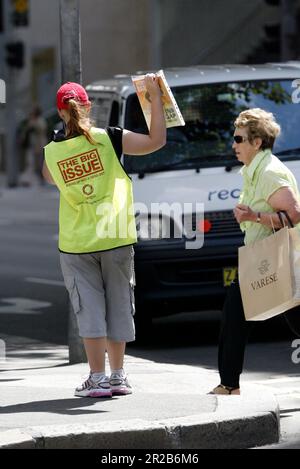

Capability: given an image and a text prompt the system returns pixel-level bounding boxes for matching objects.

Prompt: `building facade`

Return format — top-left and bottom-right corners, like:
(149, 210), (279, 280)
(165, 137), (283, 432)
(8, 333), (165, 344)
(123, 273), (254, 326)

(0, 0), (299, 176)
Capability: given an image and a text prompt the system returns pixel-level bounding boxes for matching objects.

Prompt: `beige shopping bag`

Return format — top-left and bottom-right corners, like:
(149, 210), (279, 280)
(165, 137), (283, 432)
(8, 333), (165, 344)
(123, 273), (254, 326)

(288, 227), (300, 300)
(276, 210), (300, 301)
(276, 211), (300, 336)
(239, 226), (300, 321)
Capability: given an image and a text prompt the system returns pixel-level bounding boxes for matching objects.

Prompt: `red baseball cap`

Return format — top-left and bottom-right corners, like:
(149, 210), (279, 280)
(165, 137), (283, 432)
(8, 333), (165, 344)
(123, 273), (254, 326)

(56, 82), (91, 110)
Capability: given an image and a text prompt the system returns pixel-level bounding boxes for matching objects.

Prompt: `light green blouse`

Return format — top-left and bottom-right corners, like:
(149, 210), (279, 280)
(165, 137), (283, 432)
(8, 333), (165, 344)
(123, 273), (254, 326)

(239, 149), (300, 245)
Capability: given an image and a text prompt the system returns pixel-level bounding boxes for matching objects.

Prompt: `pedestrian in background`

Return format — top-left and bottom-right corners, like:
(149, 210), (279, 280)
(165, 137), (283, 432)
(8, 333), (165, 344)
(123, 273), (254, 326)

(19, 106), (47, 186)
(210, 108), (300, 395)
(43, 77), (166, 398)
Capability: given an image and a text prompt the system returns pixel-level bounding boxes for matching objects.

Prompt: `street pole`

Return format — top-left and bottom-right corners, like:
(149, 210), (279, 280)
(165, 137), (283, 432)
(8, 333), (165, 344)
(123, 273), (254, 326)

(3, 0), (18, 187)
(59, 0), (86, 364)
(59, 0), (82, 83)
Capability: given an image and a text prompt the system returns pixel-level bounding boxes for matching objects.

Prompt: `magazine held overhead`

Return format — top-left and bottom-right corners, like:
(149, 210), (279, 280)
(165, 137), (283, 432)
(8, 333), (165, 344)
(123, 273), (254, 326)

(131, 70), (185, 130)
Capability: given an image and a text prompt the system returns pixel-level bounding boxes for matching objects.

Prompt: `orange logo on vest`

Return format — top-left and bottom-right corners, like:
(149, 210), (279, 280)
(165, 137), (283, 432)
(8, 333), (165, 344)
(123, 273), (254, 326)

(58, 149), (104, 183)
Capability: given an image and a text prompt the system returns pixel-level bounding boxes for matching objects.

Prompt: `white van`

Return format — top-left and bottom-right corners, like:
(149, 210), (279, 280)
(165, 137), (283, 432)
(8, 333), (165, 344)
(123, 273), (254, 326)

(86, 63), (300, 335)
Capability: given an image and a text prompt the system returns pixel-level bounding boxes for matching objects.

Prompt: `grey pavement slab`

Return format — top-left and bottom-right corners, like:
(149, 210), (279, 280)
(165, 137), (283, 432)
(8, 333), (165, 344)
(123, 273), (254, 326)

(0, 336), (280, 449)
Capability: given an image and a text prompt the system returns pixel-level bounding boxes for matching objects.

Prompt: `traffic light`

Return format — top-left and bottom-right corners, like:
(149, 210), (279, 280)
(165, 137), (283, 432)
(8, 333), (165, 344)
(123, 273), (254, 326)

(11, 0), (29, 27)
(264, 0), (280, 5)
(0, 0), (3, 33)
(263, 23), (281, 55)
(5, 41), (24, 68)
(263, 0), (281, 58)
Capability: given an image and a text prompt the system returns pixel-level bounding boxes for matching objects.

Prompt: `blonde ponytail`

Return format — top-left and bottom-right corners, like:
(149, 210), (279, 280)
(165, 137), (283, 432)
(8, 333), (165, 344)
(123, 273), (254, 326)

(65, 99), (97, 145)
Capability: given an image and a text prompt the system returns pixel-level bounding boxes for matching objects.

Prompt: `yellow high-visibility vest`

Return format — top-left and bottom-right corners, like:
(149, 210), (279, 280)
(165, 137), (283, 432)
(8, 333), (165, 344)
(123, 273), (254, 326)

(44, 127), (137, 253)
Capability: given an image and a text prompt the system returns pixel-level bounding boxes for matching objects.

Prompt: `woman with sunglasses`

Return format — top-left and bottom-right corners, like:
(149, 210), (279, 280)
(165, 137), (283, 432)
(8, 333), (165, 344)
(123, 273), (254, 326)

(210, 107), (300, 395)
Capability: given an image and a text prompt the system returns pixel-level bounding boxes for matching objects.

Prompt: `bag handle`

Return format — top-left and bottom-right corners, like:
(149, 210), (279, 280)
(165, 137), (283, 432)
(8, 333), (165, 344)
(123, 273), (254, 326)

(277, 210), (294, 228)
(270, 214), (276, 233)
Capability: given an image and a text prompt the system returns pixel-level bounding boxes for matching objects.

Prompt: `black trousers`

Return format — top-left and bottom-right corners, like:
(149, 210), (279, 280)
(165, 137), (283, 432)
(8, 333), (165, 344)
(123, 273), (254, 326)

(218, 281), (300, 388)
(218, 281), (256, 388)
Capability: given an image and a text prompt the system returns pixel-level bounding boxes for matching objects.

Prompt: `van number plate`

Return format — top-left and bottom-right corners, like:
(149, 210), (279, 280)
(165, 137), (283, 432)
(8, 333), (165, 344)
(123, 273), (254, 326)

(223, 267), (238, 287)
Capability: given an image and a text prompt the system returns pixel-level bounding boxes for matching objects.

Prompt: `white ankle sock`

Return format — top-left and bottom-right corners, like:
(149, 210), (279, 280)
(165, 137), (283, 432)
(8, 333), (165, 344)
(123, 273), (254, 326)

(111, 368), (125, 376)
(91, 371), (106, 381)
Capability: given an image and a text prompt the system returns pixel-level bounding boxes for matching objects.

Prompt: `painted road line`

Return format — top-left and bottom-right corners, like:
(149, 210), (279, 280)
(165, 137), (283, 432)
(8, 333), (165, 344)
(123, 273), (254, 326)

(0, 298), (52, 314)
(25, 277), (64, 287)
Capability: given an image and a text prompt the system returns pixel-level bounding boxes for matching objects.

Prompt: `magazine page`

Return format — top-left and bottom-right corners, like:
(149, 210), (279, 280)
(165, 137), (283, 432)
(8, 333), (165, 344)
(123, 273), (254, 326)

(156, 70), (185, 128)
(131, 70), (185, 130)
(131, 75), (152, 130)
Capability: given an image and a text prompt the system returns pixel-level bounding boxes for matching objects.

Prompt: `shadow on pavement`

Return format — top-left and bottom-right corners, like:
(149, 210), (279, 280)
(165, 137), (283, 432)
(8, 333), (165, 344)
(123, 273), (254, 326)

(127, 311), (300, 378)
(0, 398), (112, 416)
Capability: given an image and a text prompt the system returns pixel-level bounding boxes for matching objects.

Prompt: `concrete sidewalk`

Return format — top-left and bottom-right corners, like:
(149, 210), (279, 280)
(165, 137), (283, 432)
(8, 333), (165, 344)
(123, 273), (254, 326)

(0, 335), (280, 449)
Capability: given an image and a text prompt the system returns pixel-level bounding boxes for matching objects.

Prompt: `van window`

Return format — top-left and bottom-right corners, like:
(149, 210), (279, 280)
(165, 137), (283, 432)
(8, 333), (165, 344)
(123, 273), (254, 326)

(124, 79), (300, 173)
(124, 94), (148, 135)
(90, 96), (113, 128)
(109, 101), (120, 126)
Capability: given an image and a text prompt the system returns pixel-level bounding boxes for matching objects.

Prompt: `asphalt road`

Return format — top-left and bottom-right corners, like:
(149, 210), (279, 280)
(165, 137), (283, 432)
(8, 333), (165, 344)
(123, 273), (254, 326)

(0, 184), (68, 344)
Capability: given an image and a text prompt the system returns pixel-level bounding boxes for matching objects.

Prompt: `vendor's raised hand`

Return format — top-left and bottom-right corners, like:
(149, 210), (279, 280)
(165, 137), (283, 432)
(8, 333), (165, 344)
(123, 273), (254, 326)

(144, 74), (161, 100)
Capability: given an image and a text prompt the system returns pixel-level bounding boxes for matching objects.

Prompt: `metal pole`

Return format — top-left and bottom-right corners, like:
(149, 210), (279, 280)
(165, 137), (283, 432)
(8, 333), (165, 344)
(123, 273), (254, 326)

(3, 0), (18, 187)
(59, 0), (86, 364)
(59, 0), (82, 83)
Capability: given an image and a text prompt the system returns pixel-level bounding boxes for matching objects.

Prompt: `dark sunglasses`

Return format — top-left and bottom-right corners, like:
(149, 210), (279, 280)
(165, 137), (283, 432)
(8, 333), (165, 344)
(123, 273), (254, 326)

(233, 135), (248, 144)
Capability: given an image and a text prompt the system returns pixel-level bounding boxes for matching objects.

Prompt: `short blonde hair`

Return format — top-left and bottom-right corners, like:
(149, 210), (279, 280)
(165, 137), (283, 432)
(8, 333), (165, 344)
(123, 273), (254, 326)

(234, 108), (281, 150)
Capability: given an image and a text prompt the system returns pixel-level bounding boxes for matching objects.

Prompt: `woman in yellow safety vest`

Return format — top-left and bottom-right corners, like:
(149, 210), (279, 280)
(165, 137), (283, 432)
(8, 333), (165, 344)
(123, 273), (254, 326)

(43, 76), (166, 398)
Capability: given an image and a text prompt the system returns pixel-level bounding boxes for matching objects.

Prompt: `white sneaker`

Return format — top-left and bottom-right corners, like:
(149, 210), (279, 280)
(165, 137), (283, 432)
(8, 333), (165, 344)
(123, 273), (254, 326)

(109, 372), (132, 396)
(75, 374), (112, 398)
